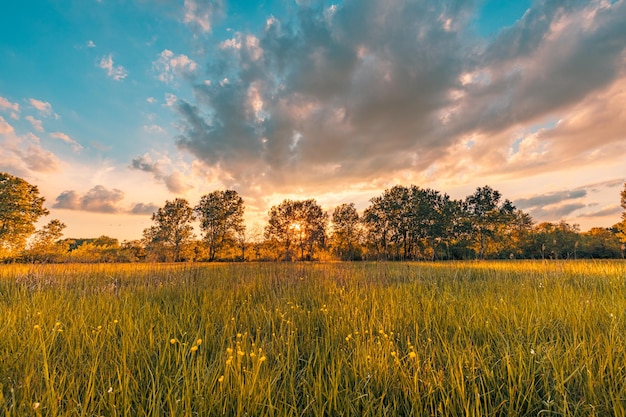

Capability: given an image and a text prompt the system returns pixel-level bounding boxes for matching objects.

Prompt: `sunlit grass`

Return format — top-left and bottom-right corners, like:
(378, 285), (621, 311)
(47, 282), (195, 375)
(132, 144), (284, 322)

(1, 261), (625, 416)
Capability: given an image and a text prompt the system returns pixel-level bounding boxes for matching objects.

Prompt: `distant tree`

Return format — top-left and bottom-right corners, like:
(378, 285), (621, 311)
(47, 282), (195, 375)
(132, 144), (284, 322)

(616, 182), (626, 248)
(27, 219), (67, 262)
(194, 190), (245, 261)
(331, 203), (362, 260)
(363, 185), (465, 260)
(265, 199), (328, 261)
(531, 221), (580, 259)
(579, 227), (622, 259)
(464, 186), (516, 259)
(143, 198), (195, 262)
(501, 210), (534, 258)
(0, 172), (49, 258)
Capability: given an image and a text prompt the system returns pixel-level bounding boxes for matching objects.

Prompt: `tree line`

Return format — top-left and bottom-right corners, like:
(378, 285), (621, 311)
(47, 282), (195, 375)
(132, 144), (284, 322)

(2, 172), (626, 262)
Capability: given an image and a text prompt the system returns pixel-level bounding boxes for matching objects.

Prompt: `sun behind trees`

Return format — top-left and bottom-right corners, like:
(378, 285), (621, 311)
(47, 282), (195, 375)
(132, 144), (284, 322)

(2, 171), (626, 262)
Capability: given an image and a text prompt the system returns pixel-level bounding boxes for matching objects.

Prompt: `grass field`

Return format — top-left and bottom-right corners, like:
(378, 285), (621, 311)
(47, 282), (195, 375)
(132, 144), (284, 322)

(1, 261), (625, 416)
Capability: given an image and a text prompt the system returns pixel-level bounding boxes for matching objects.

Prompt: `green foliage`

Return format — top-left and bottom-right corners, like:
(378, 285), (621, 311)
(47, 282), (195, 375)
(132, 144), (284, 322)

(1, 261), (626, 415)
(265, 199), (328, 261)
(143, 198), (195, 262)
(26, 220), (67, 262)
(194, 190), (245, 261)
(0, 172), (49, 258)
(331, 203), (363, 260)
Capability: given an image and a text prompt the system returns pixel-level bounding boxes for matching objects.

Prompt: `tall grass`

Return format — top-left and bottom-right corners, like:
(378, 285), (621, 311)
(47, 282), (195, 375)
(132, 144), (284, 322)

(0, 261), (625, 416)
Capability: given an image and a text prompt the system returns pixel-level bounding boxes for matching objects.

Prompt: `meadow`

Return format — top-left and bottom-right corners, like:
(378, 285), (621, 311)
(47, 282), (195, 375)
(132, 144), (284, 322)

(1, 261), (625, 416)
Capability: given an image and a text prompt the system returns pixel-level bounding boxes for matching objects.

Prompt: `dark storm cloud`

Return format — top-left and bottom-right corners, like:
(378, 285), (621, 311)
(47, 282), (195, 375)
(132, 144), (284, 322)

(53, 185), (125, 213)
(172, 0), (626, 193)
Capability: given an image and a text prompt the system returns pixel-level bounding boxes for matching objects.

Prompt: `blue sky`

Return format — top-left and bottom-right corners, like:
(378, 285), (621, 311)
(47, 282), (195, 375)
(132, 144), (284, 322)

(1, 0), (625, 241)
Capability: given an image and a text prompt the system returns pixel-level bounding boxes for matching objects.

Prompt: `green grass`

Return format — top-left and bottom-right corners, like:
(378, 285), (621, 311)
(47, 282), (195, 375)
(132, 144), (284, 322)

(1, 261), (625, 416)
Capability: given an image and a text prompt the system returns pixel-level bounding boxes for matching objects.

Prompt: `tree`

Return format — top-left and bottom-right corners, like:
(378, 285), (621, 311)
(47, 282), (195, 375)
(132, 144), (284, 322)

(616, 182), (626, 247)
(28, 219), (67, 262)
(0, 172), (49, 258)
(464, 185), (515, 259)
(579, 227), (622, 259)
(194, 190), (245, 261)
(331, 203), (362, 260)
(265, 199), (328, 261)
(143, 198), (195, 262)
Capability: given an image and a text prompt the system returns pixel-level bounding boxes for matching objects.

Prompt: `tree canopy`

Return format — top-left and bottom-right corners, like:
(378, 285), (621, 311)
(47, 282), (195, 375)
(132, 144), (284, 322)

(0, 172), (49, 257)
(194, 190), (245, 261)
(143, 198), (195, 262)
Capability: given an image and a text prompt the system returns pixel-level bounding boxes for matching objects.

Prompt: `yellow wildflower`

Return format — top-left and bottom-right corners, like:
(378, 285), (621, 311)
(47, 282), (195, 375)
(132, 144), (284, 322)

(170, 339), (176, 345)
(190, 346), (198, 352)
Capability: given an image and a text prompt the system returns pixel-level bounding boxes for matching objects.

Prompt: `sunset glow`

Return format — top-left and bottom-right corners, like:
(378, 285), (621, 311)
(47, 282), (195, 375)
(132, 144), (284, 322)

(1, 0), (624, 241)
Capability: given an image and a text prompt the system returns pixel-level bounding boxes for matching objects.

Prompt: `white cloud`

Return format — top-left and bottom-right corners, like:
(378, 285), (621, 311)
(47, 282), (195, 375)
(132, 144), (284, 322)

(143, 124), (166, 134)
(0, 96), (19, 114)
(87, 40), (96, 48)
(146, 97), (157, 104)
(165, 93), (178, 107)
(99, 54), (128, 81)
(183, 0), (221, 33)
(25, 115), (44, 132)
(0, 115), (14, 135)
(28, 98), (57, 118)
(50, 132), (83, 152)
(153, 49), (198, 83)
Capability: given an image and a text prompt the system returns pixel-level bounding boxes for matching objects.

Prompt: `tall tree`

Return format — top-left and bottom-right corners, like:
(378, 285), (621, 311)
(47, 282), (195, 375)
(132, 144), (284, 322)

(194, 190), (245, 261)
(265, 199), (327, 261)
(143, 198), (195, 262)
(331, 203), (362, 260)
(464, 185), (515, 259)
(0, 172), (49, 257)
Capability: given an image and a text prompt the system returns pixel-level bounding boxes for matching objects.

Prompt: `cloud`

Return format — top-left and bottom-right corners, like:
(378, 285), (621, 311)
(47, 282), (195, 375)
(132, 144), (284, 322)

(53, 185), (125, 213)
(164, 171), (191, 194)
(87, 40), (96, 48)
(143, 124), (166, 135)
(99, 54), (128, 81)
(529, 203), (588, 223)
(129, 153), (192, 194)
(0, 130), (62, 174)
(0, 96), (20, 117)
(577, 205), (622, 219)
(515, 190), (587, 210)
(166, 0), (626, 200)
(0, 116), (14, 135)
(130, 154), (160, 173)
(21, 144), (60, 172)
(28, 98), (57, 118)
(50, 132), (83, 152)
(153, 49), (198, 83)
(25, 115), (44, 132)
(182, 0), (222, 33)
(130, 202), (159, 215)
(146, 97), (157, 104)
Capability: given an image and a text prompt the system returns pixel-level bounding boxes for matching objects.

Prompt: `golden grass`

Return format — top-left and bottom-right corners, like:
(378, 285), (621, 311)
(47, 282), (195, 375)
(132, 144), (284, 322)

(1, 261), (625, 416)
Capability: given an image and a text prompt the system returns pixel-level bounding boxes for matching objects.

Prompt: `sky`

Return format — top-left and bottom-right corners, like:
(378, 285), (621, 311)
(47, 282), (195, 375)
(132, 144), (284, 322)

(1, 0), (625, 242)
